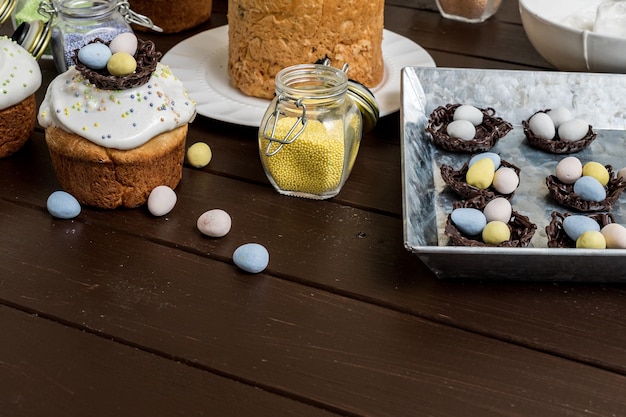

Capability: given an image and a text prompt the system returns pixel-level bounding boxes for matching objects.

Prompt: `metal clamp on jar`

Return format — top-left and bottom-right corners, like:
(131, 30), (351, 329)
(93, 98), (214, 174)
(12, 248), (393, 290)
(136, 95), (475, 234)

(259, 62), (377, 200)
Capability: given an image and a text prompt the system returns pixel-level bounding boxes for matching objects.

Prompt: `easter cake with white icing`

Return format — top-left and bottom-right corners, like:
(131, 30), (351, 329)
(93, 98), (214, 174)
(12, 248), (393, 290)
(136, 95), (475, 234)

(38, 35), (196, 209)
(0, 36), (42, 158)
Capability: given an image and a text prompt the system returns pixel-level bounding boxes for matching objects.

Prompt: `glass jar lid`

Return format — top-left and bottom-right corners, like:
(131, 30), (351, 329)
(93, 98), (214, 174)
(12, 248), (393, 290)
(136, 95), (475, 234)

(0, 0), (16, 26)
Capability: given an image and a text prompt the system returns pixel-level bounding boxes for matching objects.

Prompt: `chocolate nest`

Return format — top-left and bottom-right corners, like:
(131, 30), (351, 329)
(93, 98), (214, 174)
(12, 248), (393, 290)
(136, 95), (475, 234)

(444, 196), (536, 247)
(425, 103), (513, 152)
(545, 211), (615, 248)
(73, 38), (162, 90)
(546, 165), (626, 212)
(440, 159), (520, 200)
(522, 109), (597, 154)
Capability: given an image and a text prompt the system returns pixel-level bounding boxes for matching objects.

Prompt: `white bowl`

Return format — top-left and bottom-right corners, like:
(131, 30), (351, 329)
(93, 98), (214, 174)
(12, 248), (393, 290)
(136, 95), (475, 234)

(519, 0), (626, 73)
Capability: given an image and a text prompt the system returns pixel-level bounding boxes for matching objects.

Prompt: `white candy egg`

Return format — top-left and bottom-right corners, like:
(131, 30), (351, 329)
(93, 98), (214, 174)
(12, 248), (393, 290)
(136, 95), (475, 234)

(109, 32), (138, 56)
(555, 156), (583, 184)
(601, 223), (626, 249)
(546, 107), (573, 128)
(447, 119), (476, 141)
(453, 105), (483, 126)
(528, 112), (555, 140)
(483, 197), (512, 223)
(558, 119), (589, 141)
(492, 167), (519, 194)
(617, 166), (626, 181)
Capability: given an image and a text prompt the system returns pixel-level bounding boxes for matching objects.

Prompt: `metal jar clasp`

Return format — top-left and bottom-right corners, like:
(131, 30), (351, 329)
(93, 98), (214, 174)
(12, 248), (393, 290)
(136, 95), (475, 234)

(261, 95), (308, 156)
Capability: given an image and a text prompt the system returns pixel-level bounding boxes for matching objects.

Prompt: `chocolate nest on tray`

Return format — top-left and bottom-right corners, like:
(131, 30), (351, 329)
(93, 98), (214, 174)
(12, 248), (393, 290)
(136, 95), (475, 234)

(546, 165), (626, 212)
(440, 159), (520, 200)
(444, 195), (536, 247)
(546, 211), (615, 248)
(522, 109), (597, 154)
(426, 103), (513, 152)
(73, 38), (162, 90)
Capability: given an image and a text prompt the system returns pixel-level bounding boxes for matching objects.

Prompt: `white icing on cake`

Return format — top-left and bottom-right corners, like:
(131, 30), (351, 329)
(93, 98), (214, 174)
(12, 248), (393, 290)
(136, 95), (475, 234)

(0, 36), (42, 111)
(38, 63), (196, 150)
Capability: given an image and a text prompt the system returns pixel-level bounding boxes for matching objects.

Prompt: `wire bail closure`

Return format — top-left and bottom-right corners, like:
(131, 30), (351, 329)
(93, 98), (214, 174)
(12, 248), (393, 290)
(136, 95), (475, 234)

(261, 95), (308, 156)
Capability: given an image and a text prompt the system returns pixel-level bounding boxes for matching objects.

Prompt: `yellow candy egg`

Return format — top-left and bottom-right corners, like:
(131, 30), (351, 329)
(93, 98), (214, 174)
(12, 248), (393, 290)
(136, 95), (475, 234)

(482, 220), (511, 245)
(582, 161), (609, 186)
(466, 157), (495, 189)
(576, 230), (606, 249)
(186, 142), (212, 168)
(107, 52), (137, 76)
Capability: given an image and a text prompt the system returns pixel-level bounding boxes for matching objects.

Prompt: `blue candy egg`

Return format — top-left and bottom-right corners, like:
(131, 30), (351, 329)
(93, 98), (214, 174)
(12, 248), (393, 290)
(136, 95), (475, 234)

(233, 243), (269, 273)
(451, 207), (487, 236)
(47, 191), (81, 219)
(78, 43), (112, 70)
(563, 215), (600, 241)
(573, 176), (606, 202)
(469, 152), (501, 170)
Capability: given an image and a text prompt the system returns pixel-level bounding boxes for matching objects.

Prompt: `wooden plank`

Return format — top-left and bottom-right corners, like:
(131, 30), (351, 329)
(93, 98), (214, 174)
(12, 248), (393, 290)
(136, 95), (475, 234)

(0, 305), (343, 417)
(2, 202), (626, 416)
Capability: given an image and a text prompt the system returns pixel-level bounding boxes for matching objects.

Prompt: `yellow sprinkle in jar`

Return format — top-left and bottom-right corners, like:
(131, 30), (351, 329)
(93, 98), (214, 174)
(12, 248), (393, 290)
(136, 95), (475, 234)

(259, 63), (363, 200)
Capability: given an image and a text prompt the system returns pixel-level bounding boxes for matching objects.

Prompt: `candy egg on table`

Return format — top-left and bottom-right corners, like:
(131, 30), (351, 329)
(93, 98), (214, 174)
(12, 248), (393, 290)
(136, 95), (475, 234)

(555, 156), (582, 184)
(601, 223), (626, 249)
(453, 104), (483, 126)
(233, 243), (269, 273)
(186, 142), (212, 168)
(573, 176), (606, 202)
(558, 119), (589, 142)
(492, 166), (519, 194)
(47, 190), (81, 219)
(562, 214), (601, 241)
(197, 209), (232, 238)
(147, 185), (177, 216)
(546, 107), (573, 128)
(483, 197), (512, 223)
(528, 111), (555, 140)
(446, 119), (476, 141)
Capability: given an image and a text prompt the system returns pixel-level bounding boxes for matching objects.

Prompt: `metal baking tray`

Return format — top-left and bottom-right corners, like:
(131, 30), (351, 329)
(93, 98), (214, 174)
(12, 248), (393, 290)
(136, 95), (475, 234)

(401, 67), (626, 281)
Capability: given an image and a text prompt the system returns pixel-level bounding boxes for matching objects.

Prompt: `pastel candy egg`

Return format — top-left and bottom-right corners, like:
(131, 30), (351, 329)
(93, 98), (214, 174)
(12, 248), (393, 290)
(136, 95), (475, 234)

(482, 220), (511, 245)
(601, 223), (626, 249)
(558, 119), (589, 141)
(573, 176), (606, 202)
(186, 142), (212, 168)
(466, 157), (495, 189)
(576, 230), (606, 249)
(546, 107), (573, 128)
(483, 197), (512, 223)
(77, 42), (111, 70)
(47, 191), (81, 219)
(109, 32), (138, 56)
(197, 209), (232, 237)
(618, 166), (626, 181)
(468, 152), (501, 170)
(451, 207), (487, 236)
(147, 185), (177, 216)
(107, 52), (137, 76)
(528, 112), (555, 140)
(453, 104), (483, 126)
(582, 161), (609, 186)
(492, 167), (519, 194)
(563, 215), (600, 241)
(447, 119), (476, 141)
(555, 156), (582, 184)
(233, 243), (269, 273)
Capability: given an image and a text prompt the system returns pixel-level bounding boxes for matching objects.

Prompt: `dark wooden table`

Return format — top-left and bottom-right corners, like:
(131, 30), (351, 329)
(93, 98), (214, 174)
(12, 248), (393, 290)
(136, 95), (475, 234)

(4, 1), (626, 416)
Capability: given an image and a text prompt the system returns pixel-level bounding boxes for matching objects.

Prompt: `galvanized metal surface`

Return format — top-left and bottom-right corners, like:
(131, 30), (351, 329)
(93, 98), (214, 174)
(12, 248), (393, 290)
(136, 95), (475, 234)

(401, 67), (626, 281)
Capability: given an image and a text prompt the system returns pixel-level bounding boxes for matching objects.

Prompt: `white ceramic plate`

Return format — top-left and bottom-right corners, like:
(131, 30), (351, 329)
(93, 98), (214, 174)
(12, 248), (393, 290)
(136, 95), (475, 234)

(162, 25), (436, 127)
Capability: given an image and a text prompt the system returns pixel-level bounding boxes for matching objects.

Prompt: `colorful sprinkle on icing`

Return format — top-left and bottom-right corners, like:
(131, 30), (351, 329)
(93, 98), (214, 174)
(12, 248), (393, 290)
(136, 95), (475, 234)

(0, 37), (41, 110)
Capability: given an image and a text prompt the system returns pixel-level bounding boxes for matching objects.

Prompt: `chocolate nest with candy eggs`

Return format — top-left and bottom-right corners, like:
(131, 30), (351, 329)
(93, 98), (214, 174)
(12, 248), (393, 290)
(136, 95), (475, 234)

(445, 195), (536, 247)
(73, 33), (161, 90)
(440, 151), (521, 200)
(426, 103), (513, 152)
(546, 211), (626, 249)
(522, 107), (597, 154)
(546, 156), (626, 213)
